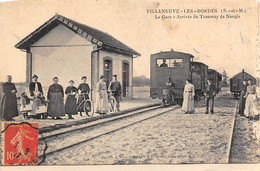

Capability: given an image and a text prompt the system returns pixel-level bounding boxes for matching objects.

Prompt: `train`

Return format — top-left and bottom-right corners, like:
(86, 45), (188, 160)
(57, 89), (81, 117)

(208, 69), (223, 93)
(230, 70), (256, 98)
(150, 49), (222, 104)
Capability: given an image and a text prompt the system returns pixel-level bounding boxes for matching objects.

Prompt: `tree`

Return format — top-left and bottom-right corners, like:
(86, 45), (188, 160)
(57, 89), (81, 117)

(132, 75), (150, 87)
(222, 70), (228, 87)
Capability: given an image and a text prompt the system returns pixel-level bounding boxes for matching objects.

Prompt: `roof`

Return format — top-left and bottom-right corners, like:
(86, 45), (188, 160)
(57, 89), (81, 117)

(192, 61), (208, 67)
(208, 69), (222, 76)
(232, 70), (255, 80)
(151, 50), (194, 58)
(15, 14), (141, 56)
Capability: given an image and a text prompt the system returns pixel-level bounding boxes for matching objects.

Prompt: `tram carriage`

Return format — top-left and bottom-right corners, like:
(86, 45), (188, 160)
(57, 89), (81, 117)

(207, 69), (222, 93)
(150, 50), (193, 104)
(150, 50), (210, 104)
(230, 70), (256, 98)
(191, 62), (208, 99)
(217, 72), (223, 91)
(150, 49), (224, 105)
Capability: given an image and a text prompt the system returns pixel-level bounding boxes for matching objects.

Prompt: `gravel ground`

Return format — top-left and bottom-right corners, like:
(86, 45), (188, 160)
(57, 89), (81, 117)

(37, 107), (174, 155)
(229, 114), (260, 163)
(42, 91), (236, 165)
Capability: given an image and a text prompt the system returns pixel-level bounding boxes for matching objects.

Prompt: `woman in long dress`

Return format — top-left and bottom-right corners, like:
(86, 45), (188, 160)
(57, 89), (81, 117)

(0, 75), (19, 121)
(95, 75), (109, 114)
(244, 79), (258, 120)
(65, 80), (78, 119)
(47, 77), (65, 119)
(182, 79), (195, 114)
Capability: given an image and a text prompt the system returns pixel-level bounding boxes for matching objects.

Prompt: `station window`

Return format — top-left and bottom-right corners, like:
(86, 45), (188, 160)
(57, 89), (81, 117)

(156, 58), (183, 68)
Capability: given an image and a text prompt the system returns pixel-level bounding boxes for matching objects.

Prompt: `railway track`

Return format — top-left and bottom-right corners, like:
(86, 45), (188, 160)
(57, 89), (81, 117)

(227, 100), (238, 163)
(38, 91), (242, 164)
(228, 100), (260, 163)
(38, 105), (180, 161)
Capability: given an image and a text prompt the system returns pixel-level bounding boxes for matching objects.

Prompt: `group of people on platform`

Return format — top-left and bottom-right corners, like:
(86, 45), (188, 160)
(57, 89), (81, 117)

(238, 79), (259, 120)
(0, 74), (122, 121)
(180, 78), (259, 118)
(181, 79), (216, 114)
(162, 77), (217, 114)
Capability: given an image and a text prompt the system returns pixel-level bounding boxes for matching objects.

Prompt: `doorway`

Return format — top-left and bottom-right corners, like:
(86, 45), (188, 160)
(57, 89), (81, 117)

(104, 59), (112, 88)
(122, 62), (129, 97)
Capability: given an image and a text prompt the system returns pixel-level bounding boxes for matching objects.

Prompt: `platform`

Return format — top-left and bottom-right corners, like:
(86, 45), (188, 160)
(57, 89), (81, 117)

(12, 97), (161, 130)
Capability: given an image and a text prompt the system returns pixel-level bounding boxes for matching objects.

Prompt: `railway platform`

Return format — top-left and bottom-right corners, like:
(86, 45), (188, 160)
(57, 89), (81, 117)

(12, 97), (161, 131)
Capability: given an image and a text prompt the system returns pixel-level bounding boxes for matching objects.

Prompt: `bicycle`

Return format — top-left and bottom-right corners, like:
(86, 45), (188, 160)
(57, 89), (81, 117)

(77, 93), (94, 117)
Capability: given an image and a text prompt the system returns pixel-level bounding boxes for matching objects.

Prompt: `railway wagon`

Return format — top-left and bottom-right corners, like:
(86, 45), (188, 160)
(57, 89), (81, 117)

(191, 62), (208, 99)
(217, 72), (223, 91)
(230, 70), (256, 98)
(207, 69), (222, 93)
(150, 50), (194, 104)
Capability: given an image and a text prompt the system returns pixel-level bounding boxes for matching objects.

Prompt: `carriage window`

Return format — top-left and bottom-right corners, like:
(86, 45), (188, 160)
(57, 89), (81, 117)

(156, 59), (183, 68)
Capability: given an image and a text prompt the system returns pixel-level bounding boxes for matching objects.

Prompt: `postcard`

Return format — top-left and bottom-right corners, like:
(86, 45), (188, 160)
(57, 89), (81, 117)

(0, 0), (259, 170)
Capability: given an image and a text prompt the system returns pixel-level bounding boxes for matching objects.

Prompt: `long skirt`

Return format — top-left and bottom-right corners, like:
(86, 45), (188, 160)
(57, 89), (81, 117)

(182, 92), (195, 113)
(30, 98), (47, 115)
(95, 90), (109, 114)
(244, 94), (258, 118)
(0, 93), (19, 120)
(30, 98), (38, 115)
(65, 95), (78, 115)
(47, 93), (65, 117)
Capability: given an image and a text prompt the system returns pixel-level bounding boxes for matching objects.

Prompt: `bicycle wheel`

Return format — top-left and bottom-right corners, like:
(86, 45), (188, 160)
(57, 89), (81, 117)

(84, 100), (94, 117)
(109, 96), (116, 113)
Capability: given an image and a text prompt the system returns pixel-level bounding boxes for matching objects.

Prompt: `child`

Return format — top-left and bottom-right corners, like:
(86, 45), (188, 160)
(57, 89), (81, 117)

(36, 92), (48, 119)
(20, 92), (32, 119)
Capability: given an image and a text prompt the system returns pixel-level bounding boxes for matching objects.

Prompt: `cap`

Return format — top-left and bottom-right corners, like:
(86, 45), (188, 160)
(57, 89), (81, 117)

(69, 80), (74, 83)
(81, 76), (87, 80)
(53, 76), (58, 80)
(32, 74), (38, 78)
(100, 75), (105, 79)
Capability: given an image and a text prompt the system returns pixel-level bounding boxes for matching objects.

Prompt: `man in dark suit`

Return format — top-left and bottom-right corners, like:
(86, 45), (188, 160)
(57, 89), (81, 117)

(108, 75), (122, 112)
(238, 80), (248, 116)
(205, 79), (216, 114)
(29, 74), (43, 97)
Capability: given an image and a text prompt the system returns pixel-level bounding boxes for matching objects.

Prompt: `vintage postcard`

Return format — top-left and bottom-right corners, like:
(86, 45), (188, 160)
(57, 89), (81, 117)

(0, 0), (259, 170)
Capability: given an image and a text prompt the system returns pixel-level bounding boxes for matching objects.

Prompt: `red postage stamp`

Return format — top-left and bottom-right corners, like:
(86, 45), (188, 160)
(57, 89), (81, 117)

(3, 122), (38, 165)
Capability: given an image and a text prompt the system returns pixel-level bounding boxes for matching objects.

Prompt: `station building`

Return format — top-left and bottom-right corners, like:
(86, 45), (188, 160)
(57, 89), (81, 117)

(15, 14), (140, 99)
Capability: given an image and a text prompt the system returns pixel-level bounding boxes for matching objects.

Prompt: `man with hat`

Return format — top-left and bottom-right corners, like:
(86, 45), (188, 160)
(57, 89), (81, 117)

(108, 74), (122, 112)
(204, 79), (216, 114)
(29, 74), (45, 117)
(29, 74), (43, 97)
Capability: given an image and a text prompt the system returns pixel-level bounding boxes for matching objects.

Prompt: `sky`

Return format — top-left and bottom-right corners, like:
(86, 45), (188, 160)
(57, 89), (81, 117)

(0, 0), (259, 82)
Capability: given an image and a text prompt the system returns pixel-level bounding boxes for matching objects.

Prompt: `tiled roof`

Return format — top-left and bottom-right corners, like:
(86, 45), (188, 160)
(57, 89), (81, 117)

(15, 14), (141, 56)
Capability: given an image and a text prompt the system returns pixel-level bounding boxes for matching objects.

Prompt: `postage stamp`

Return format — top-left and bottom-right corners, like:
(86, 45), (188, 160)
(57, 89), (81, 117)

(2, 122), (38, 165)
